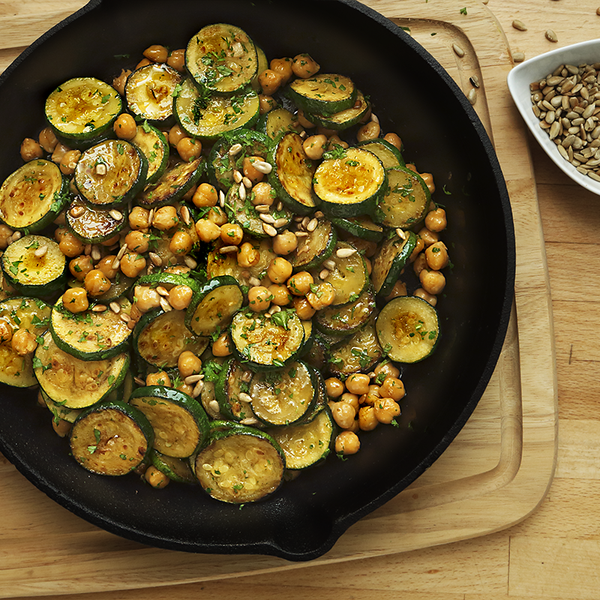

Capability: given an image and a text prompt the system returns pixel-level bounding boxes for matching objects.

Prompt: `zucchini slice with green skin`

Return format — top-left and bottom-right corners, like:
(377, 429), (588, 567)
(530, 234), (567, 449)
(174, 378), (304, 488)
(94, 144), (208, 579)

(193, 424), (285, 504)
(327, 316), (383, 377)
(42, 390), (82, 425)
(0, 160), (68, 233)
(45, 77), (122, 142)
(174, 78), (260, 141)
(313, 147), (386, 218)
(151, 450), (196, 484)
(286, 73), (357, 115)
(289, 218), (337, 271)
(358, 138), (405, 169)
(50, 295), (133, 361)
(68, 273), (135, 305)
(315, 284), (376, 337)
(34, 330), (129, 409)
(256, 107), (303, 141)
(133, 308), (209, 370)
(186, 275), (244, 337)
(65, 197), (127, 244)
(125, 63), (182, 124)
(70, 401), (154, 476)
(130, 385), (210, 459)
(0, 296), (51, 388)
(371, 231), (417, 297)
(251, 46), (269, 93)
(376, 296), (440, 363)
(311, 241), (368, 306)
(131, 122), (170, 186)
(331, 215), (384, 242)
(268, 131), (318, 215)
(74, 139), (147, 208)
(186, 23), (258, 94)
(208, 128), (271, 191)
(136, 156), (204, 209)
(270, 406), (334, 470)
(248, 360), (316, 426)
(230, 309), (305, 370)
(214, 357), (254, 421)
(1, 235), (66, 297)
(136, 271), (205, 292)
(377, 166), (431, 229)
(307, 90), (370, 131)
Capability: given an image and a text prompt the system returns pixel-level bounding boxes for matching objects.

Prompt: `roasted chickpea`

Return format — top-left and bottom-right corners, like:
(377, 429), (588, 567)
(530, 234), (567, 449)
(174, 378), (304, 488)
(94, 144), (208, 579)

(341, 392), (360, 413)
(177, 137), (202, 162)
(178, 350), (202, 378)
(292, 53), (320, 78)
(124, 230), (149, 254)
(220, 223), (244, 246)
(380, 376), (406, 402)
(412, 252), (428, 277)
(247, 285), (272, 312)
(258, 69), (283, 96)
(195, 218), (221, 243)
(169, 230), (193, 255)
(69, 255), (94, 281)
(146, 371), (171, 387)
(267, 257), (293, 284)
(243, 156), (265, 185)
(384, 280), (408, 301)
(374, 360), (400, 381)
(234, 241), (258, 268)
(302, 134), (327, 160)
(51, 142), (70, 165)
(52, 418), (73, 438)
(112, 68), (132, 96)
(120, 252), (147, 278)
(11, 329), (37, 356)
(420, 172), (435, 194)
(358, 405), (378, 431)
(0, 224), (13, 250)
(167, 48), (186, 71)
(168, 285), (193, 310)
(425, 241), (449, 271)
(134, 285), (161, 313)
(272, 230), (297, 256)
(84, 269), (111, 297)
(113, 113), (137, 140)
(129, 206), (151, 231)
(409, 236), (426, 264)
(306, 281), (335, 310)
(345, 373), (371, 396)
(292, 296), (316, 320)
(145, 465), (169, 489)
(356, 120), (381, 142)
(325, 377), (345, 399)
(418, 227), (440, 248)
(96, 255), (119, 280)
(212, 332), (233, 357)
(38, 127), (58, 153)
(425, 207), (447, 232)
(413, 287), (438, 307)
(296, 110), (315, 129)
(20, 138), (43, 162)
(335, 431), (360, 455)
(383, 132), (403, 151)
(60, 149), (81, 176)
(58, 232), (85, 258)
(374, 397), (401, 424)
(192, 183), (219, 208)
(143, 44), (168, 63)
(287, 270), (313, 296)
(251, 181), (275, 206)
(206, 206), (228, 226)
(420, 269), (446, 296)
(259, 94), (277, 114)
(270, 57), (293, 85)
(0, 320), (13, 343)
(62, 287), (89, 314)
(152, 205), (179, 230)
(267, 283), (291, 306)
(168, 124), (187, 147)
(330, 401), (356, 430)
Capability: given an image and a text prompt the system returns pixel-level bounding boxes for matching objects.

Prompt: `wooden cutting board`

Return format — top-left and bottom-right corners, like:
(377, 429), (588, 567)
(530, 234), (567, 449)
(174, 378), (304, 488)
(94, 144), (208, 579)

(0, 0), (557, 596)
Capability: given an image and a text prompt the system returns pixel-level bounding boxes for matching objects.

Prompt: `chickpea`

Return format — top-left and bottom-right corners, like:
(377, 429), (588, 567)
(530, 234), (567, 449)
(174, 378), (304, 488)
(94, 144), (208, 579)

(168, 285), (193, 310)
(380, 376), (406, 402)
(129, 206), (151, 231)
(259, 95), (278, 115)
(169, 230), (193, 255)
(84, 269), (111, 297)
(206, 206), (228, 226)
(302, 134), (327, 161)
(0, 320), (13, 343)
(101, 234), (120, 248)
(113, 113), (137, 140)
(360, 391), (381, 407)
(62, 287), (89, 314)
(356, 120), (381, 142)
(143, 44), (168, 63)
(272, 230), (297, 256)
(234, 241), (259, 268)
(409, 236), (426, 264)
(267, 283), (291, 306)
(243, 156), (265, 185)
(412, 252), (428, 277)
(120, 252), (147, 278)
(38, 127), (58, 153)
(52, 418), (73, 438)
(58, 232), (85, 258)
(292, 296), (316, 320)
(383, 132), (403, 151)
(405, 163), (416, 172)
(286, 270), (313, 296)
(97, 255), (119, 280)
(123, 230), (148, 254)
(418, 227), (440, 248)
(247, 285), (272, 312)
(425, 241), (449, 271)
(374, 360), (400, 381)
(152, 205), (179, 230)
(195, 218), (221, 243)
(51, 142), (70, 165)
(267, 257), (293, 284)
(330, 401), (356, 430)
(345, 373), (371, 396)
(292, 53), (320, 78)
(325, 377), (345, 399)
(192, 182), (218, 208)
(112, 68), (132, 96)
(59, 149), (81, 175)
(144, 465), (169, 488)
(251, 181), (275, 206)
(177, 137), (202, 162)
(12, 328), (38, 356)
(425, 207), (447, 232)
(178, 350), (202, 378)
(306, 281), (335, 310)
(134, 285), (161, 313)
(413, 287), (438, 306)
(220, 223), (244, 246)
(358, 405), (378, 431)
(335, 431), (360, 455)
(168, 124), (187, 147)
(374, 397), (401, 424)
(326, 134), (348, 151)
(146, 371), (171, 387)
(0, 224), (13, 250)
(258, 69), (283, 96)
(384, 280), (407, 301)
(270, 57), (293, 85)
(167, 48), (186, 71)
(212, 332), (233, 357)
(20, 138), (43, 162)
(135, 58), (152, 70)
(419, 269), (446, 295)
(420, 172), (435, 194)
(296, 110), (315, 129)
(69, 255), (94, 281)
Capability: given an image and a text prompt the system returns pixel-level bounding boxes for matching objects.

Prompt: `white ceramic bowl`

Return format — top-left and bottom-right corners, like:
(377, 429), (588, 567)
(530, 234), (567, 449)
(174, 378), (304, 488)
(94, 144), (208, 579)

(507, 39), (600, 195)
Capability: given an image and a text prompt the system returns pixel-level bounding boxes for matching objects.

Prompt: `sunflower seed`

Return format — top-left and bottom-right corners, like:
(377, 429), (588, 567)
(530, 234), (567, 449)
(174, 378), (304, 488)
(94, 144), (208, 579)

(117, 243), (128, 260)
(185, 374), (203, 385)
(149, 252), (162, 267)
(180, 205), (191, 226)
(192, 379), (204, 397)
(254, 204), (271, 213)
(159, 297), (172, 312)
(229, 143), (243, 156)
(545, 29), (558, 43)
(512, 19), (527, 31)
(253, 160), (272, 174)
(184, 255), (198, 269)
(263, 223), (278, 237)
(69, 205), (85, 218)
(307, 218), (319, 232)
(469, 75), (480, 88)
(452, 43), (465, 58)
(273, 218), (289, 228)
(110, 301), (121, 314)
(109, 209), (123, 221)
(239, 392), (253, 404)
(467, 88), (477, 105)
(513, 52), (526, 63)
(219, 245), (239, 254)
(239, 182), (246, 201)
(34, 245), (48, 258)
(336, 247), (357, 258)
(259, 213), (276, 224)
(92, 304), (107, 313)
(243, 176), (253, 189)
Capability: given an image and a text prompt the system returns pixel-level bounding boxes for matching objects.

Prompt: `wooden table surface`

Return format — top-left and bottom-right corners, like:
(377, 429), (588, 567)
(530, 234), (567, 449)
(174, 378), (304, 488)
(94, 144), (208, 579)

(0, 0), (598, 598)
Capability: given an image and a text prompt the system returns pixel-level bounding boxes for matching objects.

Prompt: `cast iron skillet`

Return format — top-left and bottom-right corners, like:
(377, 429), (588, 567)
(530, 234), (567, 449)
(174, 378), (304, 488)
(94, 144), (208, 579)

(0, 0), (515, 560)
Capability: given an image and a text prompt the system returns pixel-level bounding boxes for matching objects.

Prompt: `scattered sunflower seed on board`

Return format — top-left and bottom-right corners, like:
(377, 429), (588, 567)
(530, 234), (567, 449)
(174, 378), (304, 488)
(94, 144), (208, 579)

(512, 20), (527, 31)
(530, 61), (600, 183)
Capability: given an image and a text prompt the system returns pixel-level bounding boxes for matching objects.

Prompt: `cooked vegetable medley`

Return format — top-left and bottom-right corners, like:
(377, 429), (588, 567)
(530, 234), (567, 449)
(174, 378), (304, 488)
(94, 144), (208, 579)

(0, 23), (451, 504)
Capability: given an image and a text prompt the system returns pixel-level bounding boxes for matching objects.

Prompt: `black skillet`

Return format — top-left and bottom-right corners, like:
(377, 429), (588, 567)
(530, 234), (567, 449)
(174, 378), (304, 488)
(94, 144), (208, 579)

(0, 0), (515, 560)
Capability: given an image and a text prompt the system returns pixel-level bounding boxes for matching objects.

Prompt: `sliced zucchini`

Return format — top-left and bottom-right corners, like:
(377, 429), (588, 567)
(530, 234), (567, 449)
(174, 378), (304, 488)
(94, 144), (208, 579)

(133, 308), (209, 369)
(270, 407), (334, 470)
(174, 78), (260, 141)
(287, 73), (356, 115)
(358, 138), (405, 168)
(251, 46), (269, 92)
(268, 131), (318, 215)
(0, 296), (51, 387)
(376, 296), (440, 363)
(194, 424), (285, 503)
(65, 197), (127, 244)
(313, 147), (386, 218)
(186, 23), (258, 94)
(1, 235), (66, 297)
(256, 107), (303, 140)
(230, 309), (304, 370)
(50, 295), (132, 361)
(330, 215), (384, 243)
(130, 385), (209, 458)
(69, 401), (153, 476)
(45, 77), (122, 141)
(74, 139), (147, 208)
(67, 273), (135, 305)
(34, 330), (129, 409)
(302, 333), (328, 371)
(315, 284), (376, 337)
(125, 63), (182, 123)
(136, 270), (205, 292)
(42, 390), (82, 424)
(131, 122), (170, 185)
(186, 275), (243, 337)
(0, 160), (68, 233)
(151, 450), (196, 484)
(377, 166), (431, 229)
(214, 357), (254, 421)
(307, 89), (370, 131)
(289, 218), (337, 271)
(371, 231), (417, 296)
(137, 156), (204, 209)
(248, 361), (316, 426)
